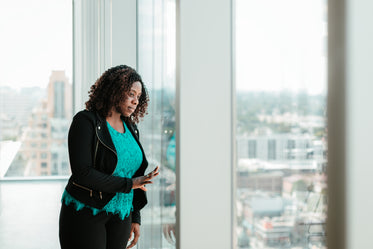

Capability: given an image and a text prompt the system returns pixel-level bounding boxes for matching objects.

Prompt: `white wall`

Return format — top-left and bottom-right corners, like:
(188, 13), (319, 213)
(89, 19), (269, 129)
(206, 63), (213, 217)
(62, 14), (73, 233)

(346, 0), (373, 248)
(176, 0), (233, 248)
(328, 0), (373, 248)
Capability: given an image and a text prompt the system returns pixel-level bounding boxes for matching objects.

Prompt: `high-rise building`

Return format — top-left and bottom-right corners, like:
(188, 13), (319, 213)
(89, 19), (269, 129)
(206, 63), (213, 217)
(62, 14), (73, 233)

(47, 71), (72, 120)
(6, 71), (72, 176)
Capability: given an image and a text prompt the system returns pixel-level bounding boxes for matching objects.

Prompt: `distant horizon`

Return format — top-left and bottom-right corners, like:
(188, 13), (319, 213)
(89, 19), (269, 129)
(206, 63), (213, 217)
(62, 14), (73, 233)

(0, 83), (326, 97)
(0, 68), (72, 90)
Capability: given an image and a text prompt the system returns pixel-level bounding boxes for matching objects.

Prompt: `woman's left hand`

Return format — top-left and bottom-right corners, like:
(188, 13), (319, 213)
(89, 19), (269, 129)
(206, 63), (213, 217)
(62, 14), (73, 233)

(127, 223), (140, 248)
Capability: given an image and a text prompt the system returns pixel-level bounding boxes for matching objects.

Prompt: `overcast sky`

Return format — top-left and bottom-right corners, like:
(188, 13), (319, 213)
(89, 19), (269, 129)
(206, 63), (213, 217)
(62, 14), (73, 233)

(0, 0), (72, 89)
(0, 0), (326, 94)
(235, 0), (327, 94)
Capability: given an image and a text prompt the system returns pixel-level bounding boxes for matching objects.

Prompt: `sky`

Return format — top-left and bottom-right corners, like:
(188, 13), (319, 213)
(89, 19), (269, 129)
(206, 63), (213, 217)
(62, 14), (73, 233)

(0, 0), (72, 89)
(235, 0), (327, 94)
(0, 0), (326, 94)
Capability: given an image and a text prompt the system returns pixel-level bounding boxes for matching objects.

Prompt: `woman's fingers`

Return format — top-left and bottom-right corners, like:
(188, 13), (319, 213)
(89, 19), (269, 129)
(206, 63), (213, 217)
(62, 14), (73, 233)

(132, 166), (160, 190)
(152, 166), (160, 176)
(151, 166), (159, 175)
(145, 166), (160, 179)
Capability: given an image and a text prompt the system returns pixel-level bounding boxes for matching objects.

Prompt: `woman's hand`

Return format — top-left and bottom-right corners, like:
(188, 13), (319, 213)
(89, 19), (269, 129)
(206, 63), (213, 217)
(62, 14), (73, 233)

(127, 223), (140, 248)
(132, 166), (160, 191)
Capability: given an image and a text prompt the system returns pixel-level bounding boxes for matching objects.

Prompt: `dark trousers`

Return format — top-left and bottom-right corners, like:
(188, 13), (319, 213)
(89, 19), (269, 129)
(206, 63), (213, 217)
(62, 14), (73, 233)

(59, 203), (132, 249)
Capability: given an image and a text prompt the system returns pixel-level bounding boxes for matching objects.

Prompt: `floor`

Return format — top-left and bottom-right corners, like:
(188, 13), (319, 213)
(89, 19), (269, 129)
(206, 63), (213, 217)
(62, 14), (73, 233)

(0, 179), (67, 249)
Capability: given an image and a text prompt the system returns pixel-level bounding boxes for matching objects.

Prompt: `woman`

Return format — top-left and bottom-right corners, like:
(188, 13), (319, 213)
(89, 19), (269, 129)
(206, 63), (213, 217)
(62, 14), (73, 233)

(59, 65), (159, 249)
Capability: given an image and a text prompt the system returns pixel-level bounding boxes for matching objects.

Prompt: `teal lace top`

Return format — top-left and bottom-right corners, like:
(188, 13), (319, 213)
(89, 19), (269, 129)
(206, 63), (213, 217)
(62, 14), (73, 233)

(62, 120), (143, 220)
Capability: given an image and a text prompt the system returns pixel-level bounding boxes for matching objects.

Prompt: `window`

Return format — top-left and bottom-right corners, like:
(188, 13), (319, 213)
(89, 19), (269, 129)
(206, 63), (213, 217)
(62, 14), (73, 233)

(248, 140), (257, 158)
(268, 139), (277, 160)
(287, 139), (296, 159)
(137, 0), (176, 248)
(235, 0), (328, 248)
(0, 0), (72, 178)
(53, 81), (66, 118)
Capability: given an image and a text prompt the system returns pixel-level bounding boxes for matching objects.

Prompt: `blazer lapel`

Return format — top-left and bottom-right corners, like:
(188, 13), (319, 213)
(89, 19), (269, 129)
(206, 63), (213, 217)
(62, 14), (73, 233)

(95, 112), (117, 154)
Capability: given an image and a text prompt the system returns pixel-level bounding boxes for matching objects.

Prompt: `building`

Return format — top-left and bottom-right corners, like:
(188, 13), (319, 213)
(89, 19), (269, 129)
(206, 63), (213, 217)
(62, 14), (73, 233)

(237, 170), (284, 194)
(6, 71), (72, 176)
(0, 86), (45, 140)
(253, 216), (293, 248)
(237, 133), (325, 161)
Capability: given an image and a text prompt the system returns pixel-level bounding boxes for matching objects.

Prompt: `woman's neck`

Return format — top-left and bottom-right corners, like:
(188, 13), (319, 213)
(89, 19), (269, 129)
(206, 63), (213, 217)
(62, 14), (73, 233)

(106, 109), (125, 133)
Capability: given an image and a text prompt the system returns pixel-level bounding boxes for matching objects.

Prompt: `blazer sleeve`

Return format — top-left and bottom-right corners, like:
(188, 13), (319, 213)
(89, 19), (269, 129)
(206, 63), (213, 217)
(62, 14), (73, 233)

(68, 112), (133, 193)
(131, 209), (141, 224)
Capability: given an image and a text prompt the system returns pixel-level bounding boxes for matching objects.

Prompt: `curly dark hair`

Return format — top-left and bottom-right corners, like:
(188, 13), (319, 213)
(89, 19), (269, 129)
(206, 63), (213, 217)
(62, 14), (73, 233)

(85, 65), (149, 123)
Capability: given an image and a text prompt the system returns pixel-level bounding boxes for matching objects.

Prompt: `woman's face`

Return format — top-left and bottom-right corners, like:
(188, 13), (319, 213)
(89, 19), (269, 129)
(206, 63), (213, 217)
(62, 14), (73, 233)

(118, 81), (142, 117)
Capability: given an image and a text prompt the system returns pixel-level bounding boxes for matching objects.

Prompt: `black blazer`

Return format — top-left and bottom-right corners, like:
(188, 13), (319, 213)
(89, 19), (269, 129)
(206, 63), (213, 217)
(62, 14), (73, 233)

(64, 110), (148, 224)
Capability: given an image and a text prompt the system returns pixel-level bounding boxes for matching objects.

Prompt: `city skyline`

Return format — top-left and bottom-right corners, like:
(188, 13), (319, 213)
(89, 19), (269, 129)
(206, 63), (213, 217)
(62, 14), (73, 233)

(1, 70), (72, 177)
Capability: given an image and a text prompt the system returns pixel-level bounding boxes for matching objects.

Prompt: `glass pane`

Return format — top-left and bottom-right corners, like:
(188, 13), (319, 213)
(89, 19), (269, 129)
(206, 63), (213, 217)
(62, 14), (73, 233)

(137, 0), (176, 248)
(235, 0), (327, 248)
(0, 0), (72, 178)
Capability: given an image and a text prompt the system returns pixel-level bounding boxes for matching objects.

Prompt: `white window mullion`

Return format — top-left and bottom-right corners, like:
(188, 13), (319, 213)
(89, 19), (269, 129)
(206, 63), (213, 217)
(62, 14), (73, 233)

(73, 0), (137, 113)
(176, 0), (233, 248)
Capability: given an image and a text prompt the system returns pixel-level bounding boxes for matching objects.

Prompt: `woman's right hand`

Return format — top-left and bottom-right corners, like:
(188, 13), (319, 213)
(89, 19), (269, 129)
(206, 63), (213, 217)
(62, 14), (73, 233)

(132, 166), (159, 191)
